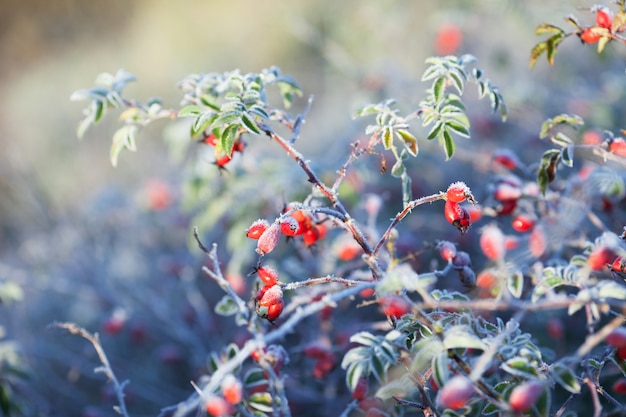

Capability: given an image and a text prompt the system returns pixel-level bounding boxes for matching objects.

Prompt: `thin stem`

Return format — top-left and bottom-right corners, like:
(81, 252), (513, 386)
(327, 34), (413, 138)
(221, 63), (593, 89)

(194, 229), (250, 320)
(51, 322), (130, 417)
(281, 275), (364, 291)
(373, 192), (446, 256)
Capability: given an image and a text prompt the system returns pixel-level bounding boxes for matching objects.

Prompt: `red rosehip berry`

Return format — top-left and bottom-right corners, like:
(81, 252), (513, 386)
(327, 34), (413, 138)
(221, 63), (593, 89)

(352, 377), (369, 401)
(493, 183), (522, 202)
(435, 23), (462, 55)
(303, 343), (331, 359)
(529, 226), (547, 258)
(358, 397), (384, 412)
(496, 199), (517, 216)
(256, 223), (281, 255)
(144, 179), (173, 211)
(446, 181), (471, 203)
(221, 375), (243, 405)
(215, 154), (232, 168)
(444, 201), (471, 233)
(437, 241), (457, 263)
(302, 227), (320, 246)
(379, 295), (412, 319)
(246, 219), (270, 240)
(437, 376), (474, 410)
(233, 137), (246, 153)
(606, 327), (626, 349)
(312, 352), (337, 379)
(338, 241), (362, 261)
(256, 285), (284, 321)
(595, 6), (613, 29)
(511, 214), (535, 233)
(102, 317), (125, 336)
(492, 149), (519, 170)
(279, 216), (300, 236)
(256, 284), (283, 306)
(480, 224), (506, 261)
(588, 247), (618, 271)
(205, 396), (232, 417)
(476, 270), (497, 290)
(509, 380), (544, 412)
(546, 318), (564, 340)
(613, 378), (626, 395)
(611, 256), (626, 274)
(579, 28), (602, 43)
(202, 134), (218, 146)
(466, 205), (482, 223)
(610, 138), (626, 157)
(256, 266), (279, 286)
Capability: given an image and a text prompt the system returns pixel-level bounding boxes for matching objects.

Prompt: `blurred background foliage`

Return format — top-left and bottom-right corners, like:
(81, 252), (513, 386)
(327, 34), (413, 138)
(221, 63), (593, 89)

(1, 0), (625, 415)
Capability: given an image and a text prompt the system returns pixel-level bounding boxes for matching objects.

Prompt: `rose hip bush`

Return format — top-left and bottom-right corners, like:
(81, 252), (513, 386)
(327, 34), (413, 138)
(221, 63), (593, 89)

(6, 2), (624, 416)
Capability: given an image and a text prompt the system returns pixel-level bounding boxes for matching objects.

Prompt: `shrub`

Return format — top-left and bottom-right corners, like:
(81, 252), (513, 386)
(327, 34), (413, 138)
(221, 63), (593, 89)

(11, 2), (626, 416)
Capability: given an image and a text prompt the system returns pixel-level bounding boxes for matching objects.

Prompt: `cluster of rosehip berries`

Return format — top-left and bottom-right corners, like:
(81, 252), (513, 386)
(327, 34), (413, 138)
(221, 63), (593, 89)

(246, 207), (328, 256)
(437, 375), (545, 413)
(443, 182), (475, 233)
(204, 374), (243, 417)
(245, 207), (329, 322)
(578, 6), (625, 44)
(201, 133), (246, 169)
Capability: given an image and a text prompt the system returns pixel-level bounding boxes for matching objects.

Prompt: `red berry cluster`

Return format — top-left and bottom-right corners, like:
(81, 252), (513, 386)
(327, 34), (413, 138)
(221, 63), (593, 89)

(255, 284), (284, 322)
(201, 133), (246, 169)
(578, 6), (625, 44)
(284, 205), (328, 247)
(302, 343), (337, 379)
(444, 182), (473, 233)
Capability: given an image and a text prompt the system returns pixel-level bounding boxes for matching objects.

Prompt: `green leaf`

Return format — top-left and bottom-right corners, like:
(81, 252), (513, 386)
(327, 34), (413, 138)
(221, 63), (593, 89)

(537, 149), (561, 195)
(391, 158), (405, 178)
(220, 124), (240, 155)
(178, 105), (201, 117)
(427, 121), (444, 140)
(448, 71), (464, 95)
(244, 368), (268, 388)
(350, 332), (379, 347)
(0, 384), (11, 416)
(241, 112), (261, 134)
(382, 127), (393, 150)
(70, 87), (109, 102)
(396, 129), (418, 156)
(501, 356), (539, 378)
(76, 115), (94, 139)
(446, 120), (470, 138)
(546, 33), (564, 66)
(530, 41), (548, 69)
(551, 363), (581, 393)
(191, 111), (217, 137)
(431, 351), (449, 389)
(598, 35), (611, 53)
(535, 24), (564, 35)
(443, 325), (486, 351)
(507, 271), (524, 298)
(93, 100), (105, 123)
(110, 125), (138, 167)
(433, 77), (446, 103)
(215, 295), (238, 316)
(249, 392), (275, 413)
(346, 362), (364, 392)
(443, 129), (455, 160)
(561, 145), (574, 168)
